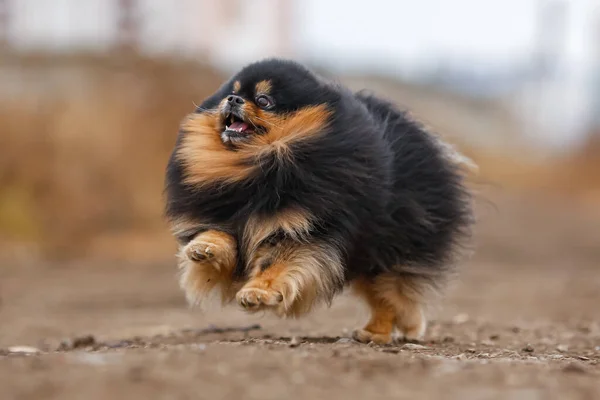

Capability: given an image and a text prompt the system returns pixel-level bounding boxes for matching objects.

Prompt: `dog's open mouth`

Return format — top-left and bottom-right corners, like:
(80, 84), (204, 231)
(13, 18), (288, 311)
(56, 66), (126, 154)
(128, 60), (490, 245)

(224, 112), (255, 135)
(221, 111), (266, 146)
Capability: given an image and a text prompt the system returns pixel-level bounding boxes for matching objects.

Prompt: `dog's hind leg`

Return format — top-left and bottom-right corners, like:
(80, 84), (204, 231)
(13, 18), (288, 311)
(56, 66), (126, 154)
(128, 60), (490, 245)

(352, 277), (397, 344)
(352, 273), (429, 344)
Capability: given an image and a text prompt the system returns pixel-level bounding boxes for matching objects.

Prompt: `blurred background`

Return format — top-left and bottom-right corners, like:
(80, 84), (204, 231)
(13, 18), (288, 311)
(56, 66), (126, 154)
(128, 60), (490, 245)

(0, 0), (599, 263)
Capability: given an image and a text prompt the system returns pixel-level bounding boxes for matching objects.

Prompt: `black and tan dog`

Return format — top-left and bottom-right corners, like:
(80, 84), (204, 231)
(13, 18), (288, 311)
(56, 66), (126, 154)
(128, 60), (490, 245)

(164, 59), (474, 344)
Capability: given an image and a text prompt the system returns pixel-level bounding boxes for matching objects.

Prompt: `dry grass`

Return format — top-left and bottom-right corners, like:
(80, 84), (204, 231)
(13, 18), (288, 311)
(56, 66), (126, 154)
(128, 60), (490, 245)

(0, 53), (224, 259)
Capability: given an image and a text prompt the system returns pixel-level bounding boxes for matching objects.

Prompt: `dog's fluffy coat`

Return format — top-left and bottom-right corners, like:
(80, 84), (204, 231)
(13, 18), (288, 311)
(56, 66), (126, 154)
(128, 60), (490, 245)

(165, 59), (474, 343)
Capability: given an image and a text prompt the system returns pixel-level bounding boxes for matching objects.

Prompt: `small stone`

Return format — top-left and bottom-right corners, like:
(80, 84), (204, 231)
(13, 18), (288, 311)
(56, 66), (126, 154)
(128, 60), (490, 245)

(452, 313), (469, 324)
(8, 346), (41, 354)
(131, 336), (143, 343)
(522, 344), (534, 353)
(556, 344), (568, 353)
(289, 337), (301, 348)
(336, 338), (353, 344)
(595, 346), (600, 351)
(70, 353), (121, 366)
(576, 355), (590, 361)
(466, 348), (477, 353)
(511, 327), (521, 333)
(72, 335), (96, 349)
(402, 343), (427, 350)
(56, 339), (72, 351)
(489, 334), (500, 340)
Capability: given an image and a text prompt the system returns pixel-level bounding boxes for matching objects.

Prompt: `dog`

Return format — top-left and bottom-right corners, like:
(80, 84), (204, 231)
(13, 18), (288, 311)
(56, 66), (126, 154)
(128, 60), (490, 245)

(164, 58), (474, 344)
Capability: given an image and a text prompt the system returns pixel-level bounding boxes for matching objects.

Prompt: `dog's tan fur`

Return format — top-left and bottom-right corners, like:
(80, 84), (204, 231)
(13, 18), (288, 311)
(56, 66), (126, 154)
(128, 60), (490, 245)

(255, 80), (272, 95)
(352, 274), (429, 344)
(237, 239), (344, 318)
(177, 230), (239, 306)
(177, 104), (331, 187)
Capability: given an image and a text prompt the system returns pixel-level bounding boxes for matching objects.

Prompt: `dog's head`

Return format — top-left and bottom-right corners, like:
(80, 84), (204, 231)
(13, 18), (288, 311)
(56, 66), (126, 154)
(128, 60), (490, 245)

(193, 59), (337, 147)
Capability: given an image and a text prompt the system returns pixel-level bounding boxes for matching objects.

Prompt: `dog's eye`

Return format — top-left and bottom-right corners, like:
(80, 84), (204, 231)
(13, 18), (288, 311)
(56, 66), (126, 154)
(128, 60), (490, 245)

(255, 95), (273, 109)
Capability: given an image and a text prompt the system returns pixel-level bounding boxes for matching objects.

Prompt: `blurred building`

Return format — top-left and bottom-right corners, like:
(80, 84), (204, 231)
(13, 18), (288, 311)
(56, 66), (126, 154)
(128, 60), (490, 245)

(5, 0), (293, 62)
(514, 0), (600, 150)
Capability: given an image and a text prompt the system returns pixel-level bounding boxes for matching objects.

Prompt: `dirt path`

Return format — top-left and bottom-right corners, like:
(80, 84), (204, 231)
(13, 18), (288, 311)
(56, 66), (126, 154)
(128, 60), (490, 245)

(1, 192), (600, 399)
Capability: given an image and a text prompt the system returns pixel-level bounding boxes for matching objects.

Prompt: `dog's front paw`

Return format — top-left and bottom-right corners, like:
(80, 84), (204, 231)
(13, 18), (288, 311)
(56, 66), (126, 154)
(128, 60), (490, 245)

(177, 231), (238, 306)
(236, 287), (284, 311)
(181, 231), (236, 271)
(184, 240), (225, 271)
(186, 241), (216, 262)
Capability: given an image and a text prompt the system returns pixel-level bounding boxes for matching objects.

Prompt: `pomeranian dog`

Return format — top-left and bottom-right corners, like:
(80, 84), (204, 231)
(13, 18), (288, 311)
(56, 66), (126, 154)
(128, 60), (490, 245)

(164, 58), (474, 344)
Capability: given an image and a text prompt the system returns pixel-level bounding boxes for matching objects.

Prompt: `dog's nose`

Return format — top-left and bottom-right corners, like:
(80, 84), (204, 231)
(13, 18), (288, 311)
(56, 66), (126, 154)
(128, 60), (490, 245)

(226, 95), (245, 105)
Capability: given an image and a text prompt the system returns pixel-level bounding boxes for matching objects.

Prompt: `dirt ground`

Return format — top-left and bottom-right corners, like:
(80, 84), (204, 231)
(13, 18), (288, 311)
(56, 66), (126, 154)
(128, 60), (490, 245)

(1, 190), (599, 400)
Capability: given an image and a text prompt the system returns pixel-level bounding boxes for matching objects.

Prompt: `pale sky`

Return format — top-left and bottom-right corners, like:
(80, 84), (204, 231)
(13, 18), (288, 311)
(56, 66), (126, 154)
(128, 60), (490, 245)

(297, 0), (537, 63)
(293, 0), (598, 76)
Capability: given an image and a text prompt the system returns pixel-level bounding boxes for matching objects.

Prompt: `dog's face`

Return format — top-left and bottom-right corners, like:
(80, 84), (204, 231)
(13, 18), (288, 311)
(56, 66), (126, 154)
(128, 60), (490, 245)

(177, 59), (340, 187)
(197, 59), (334, 146)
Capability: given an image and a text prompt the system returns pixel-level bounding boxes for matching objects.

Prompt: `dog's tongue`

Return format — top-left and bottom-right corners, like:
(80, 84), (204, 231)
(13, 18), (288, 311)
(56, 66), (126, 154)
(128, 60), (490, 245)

(229, 121), (250, 133)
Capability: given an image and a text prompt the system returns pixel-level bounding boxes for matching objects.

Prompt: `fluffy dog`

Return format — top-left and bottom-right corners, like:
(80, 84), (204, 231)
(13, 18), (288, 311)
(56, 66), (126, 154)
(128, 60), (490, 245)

(164, 59), (474, 344)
